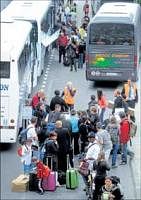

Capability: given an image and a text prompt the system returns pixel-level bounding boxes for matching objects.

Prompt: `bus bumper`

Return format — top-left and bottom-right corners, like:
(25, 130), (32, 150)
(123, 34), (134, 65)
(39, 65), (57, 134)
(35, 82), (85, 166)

(86, 69), (138, 82)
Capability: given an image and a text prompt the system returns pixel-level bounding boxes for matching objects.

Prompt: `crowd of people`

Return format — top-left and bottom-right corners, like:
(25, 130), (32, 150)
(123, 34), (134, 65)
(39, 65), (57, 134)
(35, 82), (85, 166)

(56, 0), (90, 71)
(16, 0), (139, 199)
(17, 76), (138, 198)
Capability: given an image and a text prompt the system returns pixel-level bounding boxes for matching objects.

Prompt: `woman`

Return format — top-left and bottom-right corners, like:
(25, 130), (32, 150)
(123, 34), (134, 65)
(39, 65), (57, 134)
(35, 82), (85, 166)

(93, 151), (110, 200)
(106, 116), (119, 168)
(97, 90), (107, 124)
(100, 176), (123, 200)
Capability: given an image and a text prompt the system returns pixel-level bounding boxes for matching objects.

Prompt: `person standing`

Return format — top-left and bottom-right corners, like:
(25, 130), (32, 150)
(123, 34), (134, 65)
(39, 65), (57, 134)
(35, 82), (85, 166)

(57, 31), (68, 63)
(96, 122), (112, 162)
(97, 90), (107, 124)
(121, 79), (138, 108)
(78, 40), (85, 69)
(50, 90), (68, 112)
(62, 81), (76, 111)
(119, 112), (130, 165)
(106, 116), (119, 168)
(93, 152), (110, 200)
(83, 0), (90, 16)
(66, 39), (78, 71)
(112, 89), (124, 114)
(69, 109), (80, 155)
(55, 120), (70, 172)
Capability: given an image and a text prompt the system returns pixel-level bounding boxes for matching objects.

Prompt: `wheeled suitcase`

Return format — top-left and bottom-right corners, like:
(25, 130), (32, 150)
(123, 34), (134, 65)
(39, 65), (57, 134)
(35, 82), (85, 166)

(29, 173), (39, 191)
(66, 168), (79, 189)
(66, 153), (79, 189)
(42, 156), (56, 191)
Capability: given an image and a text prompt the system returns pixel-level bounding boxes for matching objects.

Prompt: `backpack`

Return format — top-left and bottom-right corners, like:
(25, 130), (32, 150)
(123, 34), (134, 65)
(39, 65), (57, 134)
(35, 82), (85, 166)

(18, 127), (32, 145)
(129, 120), (137, 137)
(47, 122), (55, 133)
(107, 125), (119, 144)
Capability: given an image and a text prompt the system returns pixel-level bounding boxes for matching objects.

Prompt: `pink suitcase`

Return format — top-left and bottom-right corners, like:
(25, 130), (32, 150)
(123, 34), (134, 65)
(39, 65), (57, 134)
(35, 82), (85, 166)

(42, 156), (56, 191)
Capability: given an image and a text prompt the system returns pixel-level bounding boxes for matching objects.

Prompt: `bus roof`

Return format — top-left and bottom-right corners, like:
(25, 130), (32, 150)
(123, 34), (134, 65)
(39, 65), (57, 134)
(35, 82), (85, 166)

(1, 21), (32, 61)
(1, 0), (52, 23)
(91, 3), (140, 24)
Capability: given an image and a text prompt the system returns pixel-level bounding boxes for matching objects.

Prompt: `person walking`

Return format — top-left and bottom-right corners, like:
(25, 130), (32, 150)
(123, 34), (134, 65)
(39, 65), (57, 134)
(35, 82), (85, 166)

(83, 0), (90, 16)
(61, 81), (76, 111)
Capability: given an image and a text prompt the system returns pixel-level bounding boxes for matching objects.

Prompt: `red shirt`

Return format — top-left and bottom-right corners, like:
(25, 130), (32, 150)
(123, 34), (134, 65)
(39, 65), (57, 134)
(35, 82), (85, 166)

(57, 35), (68, 47)
(36, 161), (50, 179)
(31, 93), (40, 109)
(120, 118), (130, 144)
(98, 96), (107, 108)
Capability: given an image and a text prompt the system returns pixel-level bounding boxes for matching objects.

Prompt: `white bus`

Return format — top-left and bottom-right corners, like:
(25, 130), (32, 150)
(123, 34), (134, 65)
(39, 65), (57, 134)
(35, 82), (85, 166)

(86, 3), (141, 81)
(1, 0), (60, 87)
(0, 21), (34, 143)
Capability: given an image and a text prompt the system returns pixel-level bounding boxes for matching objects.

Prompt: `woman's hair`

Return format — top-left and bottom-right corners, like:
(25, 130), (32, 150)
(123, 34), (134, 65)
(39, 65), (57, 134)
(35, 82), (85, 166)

(97, 90), (103, 100)
(97, 151), (105, 161)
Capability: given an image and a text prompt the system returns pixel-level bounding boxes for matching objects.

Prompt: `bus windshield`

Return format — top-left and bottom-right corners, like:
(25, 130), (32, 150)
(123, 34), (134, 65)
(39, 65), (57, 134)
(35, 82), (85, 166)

(89, 23), (134, 45)
(0, 61), (10, 78)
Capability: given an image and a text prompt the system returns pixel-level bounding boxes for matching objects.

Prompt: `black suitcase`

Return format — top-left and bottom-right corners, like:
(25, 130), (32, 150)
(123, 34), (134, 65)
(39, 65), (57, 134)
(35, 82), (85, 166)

(29, 173), (39, 191)
(63, 56), (70, 66)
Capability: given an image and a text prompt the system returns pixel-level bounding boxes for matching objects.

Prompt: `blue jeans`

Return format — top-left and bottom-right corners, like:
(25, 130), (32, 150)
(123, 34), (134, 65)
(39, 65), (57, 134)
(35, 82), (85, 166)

(100, 108), (106, 124)
(121, 143), (127, 163)
(112, 144), (119, 165)
(78, 53), (84, 68)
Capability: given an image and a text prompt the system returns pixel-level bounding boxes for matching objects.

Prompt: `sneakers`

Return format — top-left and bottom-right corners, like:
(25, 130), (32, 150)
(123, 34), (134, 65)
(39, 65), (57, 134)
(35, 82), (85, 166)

(111, 164), (118, 168)
(120, 161), (127, 165)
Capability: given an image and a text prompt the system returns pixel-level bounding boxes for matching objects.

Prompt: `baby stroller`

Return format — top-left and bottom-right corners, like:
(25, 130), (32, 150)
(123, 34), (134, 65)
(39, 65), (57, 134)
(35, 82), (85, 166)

(86, 170), (96, 200)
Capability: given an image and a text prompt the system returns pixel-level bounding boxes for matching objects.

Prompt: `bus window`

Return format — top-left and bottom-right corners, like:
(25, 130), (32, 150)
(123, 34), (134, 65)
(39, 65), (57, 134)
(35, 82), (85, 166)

(18, 43), (31, 84)
(41, 7), (53, 34)
(0, 62), (10, 78)
(89, 23), (134, 45)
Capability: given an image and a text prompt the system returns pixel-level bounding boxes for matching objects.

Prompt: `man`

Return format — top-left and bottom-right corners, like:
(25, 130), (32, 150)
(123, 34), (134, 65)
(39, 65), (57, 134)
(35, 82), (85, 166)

(119, 112), (131, 165)
(96, 122), (112, 162)
(61, 81), (76, 111)
(47, 104), (62, 123)
(26, 116), (38, 145)
(31, 90), (45, 114)
(55, 120), (71, 172)
(50, 90), (68, 112)
(57, 31), (68, 63)
(81, 132), (100, 192)
(121, 79), (138, 108)
(112, 89), (124, 114)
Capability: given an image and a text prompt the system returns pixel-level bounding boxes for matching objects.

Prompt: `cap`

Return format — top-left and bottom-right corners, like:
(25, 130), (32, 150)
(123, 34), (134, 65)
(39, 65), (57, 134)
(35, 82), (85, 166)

(88, 131), (96, 138)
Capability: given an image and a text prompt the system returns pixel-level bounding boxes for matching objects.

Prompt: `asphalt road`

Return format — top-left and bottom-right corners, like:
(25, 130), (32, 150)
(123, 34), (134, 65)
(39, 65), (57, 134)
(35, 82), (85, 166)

(0, 0), (140, 199)
(0, 48), (137, 200)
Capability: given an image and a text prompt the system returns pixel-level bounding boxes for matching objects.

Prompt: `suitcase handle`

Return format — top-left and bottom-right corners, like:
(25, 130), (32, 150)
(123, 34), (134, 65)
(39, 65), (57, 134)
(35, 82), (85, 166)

(46, 156), (53, 170)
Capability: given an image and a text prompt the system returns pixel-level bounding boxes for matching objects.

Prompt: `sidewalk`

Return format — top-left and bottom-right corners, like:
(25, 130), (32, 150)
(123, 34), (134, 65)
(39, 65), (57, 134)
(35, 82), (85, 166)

(130, 66), (141, 199)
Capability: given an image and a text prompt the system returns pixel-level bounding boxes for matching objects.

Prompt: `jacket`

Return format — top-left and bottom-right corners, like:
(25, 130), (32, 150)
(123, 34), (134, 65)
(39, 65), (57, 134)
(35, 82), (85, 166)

(98, 96), (107, 109)
(36, 161), (50, 179)
(50, 95), (68, 112)
(31, 94), (40, 109)
(63, 87), (76, 105)
(122, 83), (138, 102)
(119, 118), (130, 144)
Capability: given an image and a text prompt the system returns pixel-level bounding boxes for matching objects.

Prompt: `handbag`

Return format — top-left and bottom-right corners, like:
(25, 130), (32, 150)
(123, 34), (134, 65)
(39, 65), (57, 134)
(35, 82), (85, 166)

(78, 160), (89, 176)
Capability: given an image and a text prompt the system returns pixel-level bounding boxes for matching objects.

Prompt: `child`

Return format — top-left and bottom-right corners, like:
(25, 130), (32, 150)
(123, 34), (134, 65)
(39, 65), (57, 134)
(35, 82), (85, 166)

(32, 157), (50, 195)
(20, 138), (32, 175)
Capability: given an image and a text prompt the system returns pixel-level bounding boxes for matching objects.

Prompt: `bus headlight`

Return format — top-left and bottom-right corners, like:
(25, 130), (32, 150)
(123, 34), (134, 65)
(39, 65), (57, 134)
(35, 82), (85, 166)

(10, 119), (15, 123)
(91, 71), (96, 76)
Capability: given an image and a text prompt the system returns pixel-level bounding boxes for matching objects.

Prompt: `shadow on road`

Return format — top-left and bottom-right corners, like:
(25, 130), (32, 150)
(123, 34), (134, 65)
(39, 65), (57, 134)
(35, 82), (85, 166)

(0, 143), (14, 151)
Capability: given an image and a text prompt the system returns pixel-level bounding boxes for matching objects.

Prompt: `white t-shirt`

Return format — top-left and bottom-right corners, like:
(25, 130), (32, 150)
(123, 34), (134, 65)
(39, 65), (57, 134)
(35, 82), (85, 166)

(26, 124), (37, 139)
(21, 144), (32, 165)
(85, 141), (100, 171)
